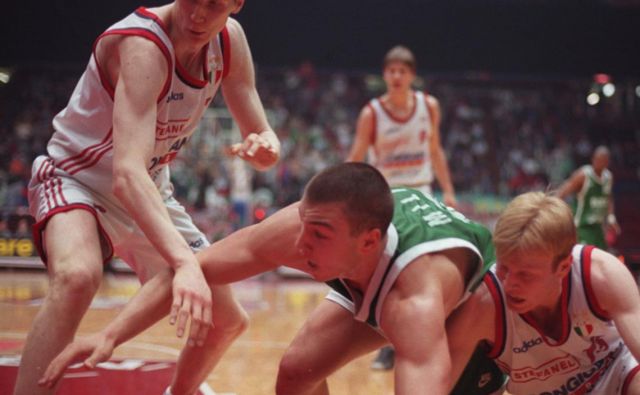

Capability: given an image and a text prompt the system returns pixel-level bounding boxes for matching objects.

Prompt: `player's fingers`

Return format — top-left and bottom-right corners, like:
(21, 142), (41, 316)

(39, 344), (84, 388)
(225, 143), (242, 156)
(176, 297), (192, 338)
(187, 302), (203, 347)
(170, 292), (183, 326)
(84, 344), (111, 369)
(197, 304), (213, 347)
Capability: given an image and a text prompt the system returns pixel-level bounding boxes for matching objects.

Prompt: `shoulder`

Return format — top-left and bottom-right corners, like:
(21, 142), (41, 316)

(588, 248), (634, 314)
(424, 93), (440, 110)
(224, 17), (248, 45)
(359, 102), (376, 118)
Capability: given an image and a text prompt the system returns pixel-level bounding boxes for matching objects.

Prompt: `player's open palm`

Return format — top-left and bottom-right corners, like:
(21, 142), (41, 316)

(170, 263), (213, 346)
(39, 333), (115, 388)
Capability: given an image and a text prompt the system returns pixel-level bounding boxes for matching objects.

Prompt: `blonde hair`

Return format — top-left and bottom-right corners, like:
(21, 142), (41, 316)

(494, 192), (576, 268)
(383, 46), (416, 73)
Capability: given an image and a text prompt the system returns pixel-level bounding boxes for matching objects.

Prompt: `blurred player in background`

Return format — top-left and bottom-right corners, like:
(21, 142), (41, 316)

(556, 145), (620, 251)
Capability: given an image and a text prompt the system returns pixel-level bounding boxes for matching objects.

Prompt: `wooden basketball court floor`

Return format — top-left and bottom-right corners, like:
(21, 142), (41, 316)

(0, 267), (394, 394)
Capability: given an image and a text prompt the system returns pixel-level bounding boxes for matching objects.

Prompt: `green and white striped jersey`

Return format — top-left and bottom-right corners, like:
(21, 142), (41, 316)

(327, 188), (495, 331)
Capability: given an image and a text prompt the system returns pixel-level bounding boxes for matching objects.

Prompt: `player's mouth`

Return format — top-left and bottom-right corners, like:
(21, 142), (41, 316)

(506, 294), (526, 307)
(188, 29), (206, 37)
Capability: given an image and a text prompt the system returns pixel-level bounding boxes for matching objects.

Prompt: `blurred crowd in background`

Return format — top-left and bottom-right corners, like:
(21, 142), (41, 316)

(0, 63), (638, 256)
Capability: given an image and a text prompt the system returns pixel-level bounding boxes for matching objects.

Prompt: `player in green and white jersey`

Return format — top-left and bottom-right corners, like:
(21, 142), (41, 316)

(557, 146), (620, 250)
(40, 162), (503, 395)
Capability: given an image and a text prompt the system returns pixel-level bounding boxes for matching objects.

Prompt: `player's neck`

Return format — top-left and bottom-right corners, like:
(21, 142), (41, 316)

(343, 238), (387, 292)
(385, 90), (413, 110)
(526, 288), (564, 341)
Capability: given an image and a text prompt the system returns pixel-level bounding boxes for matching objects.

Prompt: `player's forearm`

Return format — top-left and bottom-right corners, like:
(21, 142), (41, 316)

(102, 270), (174, 347)
(112, 166), (196, 270)
(432, 149), (455, 195)
(395, 349), (451, 395)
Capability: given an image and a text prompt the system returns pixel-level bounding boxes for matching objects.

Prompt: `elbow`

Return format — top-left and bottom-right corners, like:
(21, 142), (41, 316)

(111, 165), (138, 199)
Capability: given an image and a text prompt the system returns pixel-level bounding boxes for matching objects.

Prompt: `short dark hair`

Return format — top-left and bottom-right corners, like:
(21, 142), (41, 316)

(383, 45), (417, 73)
(303, 163), (394, 235)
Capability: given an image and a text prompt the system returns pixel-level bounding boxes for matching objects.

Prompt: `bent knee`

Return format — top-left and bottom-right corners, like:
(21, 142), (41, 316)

(213, 302), (249, 338)
(50, 262), (103, 299)
(276, 351), (322, 394)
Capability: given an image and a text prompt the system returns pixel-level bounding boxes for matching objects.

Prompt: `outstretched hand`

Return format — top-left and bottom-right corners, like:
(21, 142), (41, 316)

(170, 263), (213, 347)
(39, 334), (115, 389)
(226, 131), (280, 170)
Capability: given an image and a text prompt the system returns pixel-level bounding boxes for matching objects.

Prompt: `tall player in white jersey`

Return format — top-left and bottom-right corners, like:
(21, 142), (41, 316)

(14, 1), (280, 395)
(347, 45), (457, 370)
(347, 45), (456, 207)
(447, 192), (640, 395)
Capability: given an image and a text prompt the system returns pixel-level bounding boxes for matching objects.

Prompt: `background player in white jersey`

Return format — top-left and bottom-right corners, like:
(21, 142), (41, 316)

(556, 145), (620, 251)
(15, 1), (280, 394)
(447, 192), (640, 395)
(347, 45), (457, 370)
(347, 45), (456, 206)
(39, 163), (501, 395)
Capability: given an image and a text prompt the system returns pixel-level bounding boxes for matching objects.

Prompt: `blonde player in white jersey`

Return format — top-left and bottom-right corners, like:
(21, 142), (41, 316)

(347, 45), (457, 370)
(447, 192), (640, 395)
(15, 1), (280, 395)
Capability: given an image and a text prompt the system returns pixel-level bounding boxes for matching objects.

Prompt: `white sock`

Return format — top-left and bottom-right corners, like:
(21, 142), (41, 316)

(163, 387), (173, 395)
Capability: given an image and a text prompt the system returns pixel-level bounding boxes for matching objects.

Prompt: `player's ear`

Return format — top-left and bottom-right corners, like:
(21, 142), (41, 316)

(554, 254), (572, 277)
(232, 0), (244, 13)
(360, 228), (382, 253)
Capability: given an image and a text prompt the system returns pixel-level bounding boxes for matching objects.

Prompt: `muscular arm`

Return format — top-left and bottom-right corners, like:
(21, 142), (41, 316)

(346, 105), (375, 162)
(555, 169), (585, 199)
(590, 249), (640, 360)
(222, 19), (279, 170)
(426, 96), (456, 207)
(381, 251), (472, 394)
(106, 36), (212, 329)
(110, 37), (194, 271)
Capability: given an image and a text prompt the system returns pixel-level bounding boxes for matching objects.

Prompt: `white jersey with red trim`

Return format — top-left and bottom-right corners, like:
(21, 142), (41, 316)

(368, 90), (433, 188)
(46, 7), (228, 202)
(486, 245), (638, 395)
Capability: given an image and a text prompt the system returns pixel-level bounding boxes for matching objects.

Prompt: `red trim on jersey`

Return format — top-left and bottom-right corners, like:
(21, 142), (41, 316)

(484, 273), (507, 359)
(581, 245), (611, 321)
(32, 204), (114, 266)
(221, 26), (231, 79)
(135, 7), (170, 35)
(96, 28), (173, 102)
(58, 130), (113, 174)
(34, 159), (69, 217)
(378, 91), (418, 123)
(175, 47), (209, 89)
(67, 142), (114, 175)
(55, 177), (69, 206)
(522, 272), (572, 346)
(622, 365), (640, 395)
(367, 102), (377, 145)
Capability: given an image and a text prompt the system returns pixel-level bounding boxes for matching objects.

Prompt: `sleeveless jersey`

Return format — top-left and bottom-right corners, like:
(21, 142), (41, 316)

(486, 245), (638, 395)
(368, 91), (434, 188)
(46, 7), (229, 202)
(327, 187), (495, 332)
(575, 165), (612, 227)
